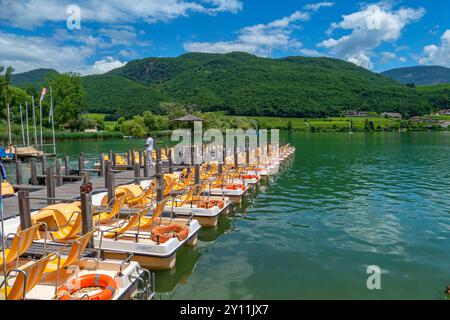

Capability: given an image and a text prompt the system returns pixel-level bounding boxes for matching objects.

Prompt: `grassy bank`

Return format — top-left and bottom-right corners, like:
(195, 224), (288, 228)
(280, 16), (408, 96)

(0, 130), (123, 144)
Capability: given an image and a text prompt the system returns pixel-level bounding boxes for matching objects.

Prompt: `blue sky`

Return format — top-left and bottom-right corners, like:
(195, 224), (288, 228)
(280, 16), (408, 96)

(0, 0), (449, 74)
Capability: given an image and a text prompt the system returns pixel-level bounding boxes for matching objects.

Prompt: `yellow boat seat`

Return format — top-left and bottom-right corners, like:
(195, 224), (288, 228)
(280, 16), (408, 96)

(0, 254), (54, 300)
(0, 224), (42, 269)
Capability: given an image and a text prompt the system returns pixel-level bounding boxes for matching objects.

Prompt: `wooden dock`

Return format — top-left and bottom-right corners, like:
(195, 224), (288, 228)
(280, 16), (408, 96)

(2, 167), (155, 220)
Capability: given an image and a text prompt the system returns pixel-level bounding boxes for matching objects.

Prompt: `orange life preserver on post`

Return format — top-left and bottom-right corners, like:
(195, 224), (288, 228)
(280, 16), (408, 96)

(56, 274), (117, 300)
(151, 224), (189, 244)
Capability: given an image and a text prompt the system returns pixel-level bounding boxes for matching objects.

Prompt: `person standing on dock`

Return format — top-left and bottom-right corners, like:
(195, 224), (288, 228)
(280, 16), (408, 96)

(0, 157), (7, 180)
(146, 136), (154, 167)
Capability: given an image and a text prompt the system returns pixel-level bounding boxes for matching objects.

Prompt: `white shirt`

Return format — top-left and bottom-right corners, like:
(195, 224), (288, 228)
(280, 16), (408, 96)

(146, 137), (154, 150)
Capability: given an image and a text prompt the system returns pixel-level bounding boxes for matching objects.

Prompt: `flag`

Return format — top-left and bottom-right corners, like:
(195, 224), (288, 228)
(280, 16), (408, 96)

(39, 88), (47, 104)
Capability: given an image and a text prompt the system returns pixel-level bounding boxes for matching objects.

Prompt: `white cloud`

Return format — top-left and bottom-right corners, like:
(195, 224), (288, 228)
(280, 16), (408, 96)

(419, 30), (450, 67)
(319, 4), (425, 69)
(348, 53), (373, 69)
(299, 48), (323, 57)
(184, 11), (310, 56)
(0, 31), (93, 73)
(0, 0), (243, 28)
(89, 57), (126, 74)
(380, 51), (397, 64)
(304, 2), (334, 12)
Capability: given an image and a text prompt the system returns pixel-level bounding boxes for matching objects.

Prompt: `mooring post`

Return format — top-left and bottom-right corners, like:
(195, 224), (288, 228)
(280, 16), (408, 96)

(131, 149), (135, 166)
(55, 158), (63, 186)
(143, 152), (149, 178)
(134, 163), (140, 185)
(18, 189), (32, 230)
(168, 148), (174, 174)
(112, 152), (117, 169)
(195, 163), (201, 185)
(80, 180), (94, 248)
(156, 149), (164, 201)
(30, 160), (38, 185)
(15, 160), (22, 185)
(107, 168), (115, 204)
(138, 150), (143, 166)
(223, 142), (227, 165)
(126, 150), (131, 166)
(41, 154), (47, 175)
(109, 150), (113, 163)
(99, 153), (105, 177)
(78, 153), (84, 176)
(46, 167), (55, 205)
(104, 160), (111, 188)
(64, 156), (70, 176)
(246, 143), (250, 166)
(234, 144), (238, 168)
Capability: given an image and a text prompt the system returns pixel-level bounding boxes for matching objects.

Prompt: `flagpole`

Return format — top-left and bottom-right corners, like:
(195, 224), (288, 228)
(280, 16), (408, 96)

(6, 104), (12, 146)
(25, 101), (30, 146)
(19, 104), (25, 145)
(50, 85), (56, 155)
(32, 96), (37, 146)
(39, 97), (43, 150)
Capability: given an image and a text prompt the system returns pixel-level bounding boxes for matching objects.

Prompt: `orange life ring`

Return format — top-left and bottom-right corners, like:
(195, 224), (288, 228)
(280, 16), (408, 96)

(242, 175), (258, 180)
(198, 200), (225, 209)
(226, 184), (246, 191)
(151, 224), (189, 244)
(57, 274), (117, 300)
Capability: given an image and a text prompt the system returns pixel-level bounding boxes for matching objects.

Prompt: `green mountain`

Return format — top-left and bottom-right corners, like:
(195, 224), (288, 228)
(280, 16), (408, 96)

(382, 66), (450, 85)
(12, 53), (439, 118)
(82, 75), (167, 117)
(11, 68), (59, 88)
(101, 52), (431, 117)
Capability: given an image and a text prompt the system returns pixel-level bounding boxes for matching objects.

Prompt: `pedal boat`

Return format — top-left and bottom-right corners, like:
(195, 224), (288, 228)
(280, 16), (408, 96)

(0, 228), (153, 300)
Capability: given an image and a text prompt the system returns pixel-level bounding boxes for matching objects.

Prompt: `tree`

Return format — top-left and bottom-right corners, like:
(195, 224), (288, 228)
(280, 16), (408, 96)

(45, 72), (85, 130)
(1, 66), (15, 144)
(287, 120), (293, 132)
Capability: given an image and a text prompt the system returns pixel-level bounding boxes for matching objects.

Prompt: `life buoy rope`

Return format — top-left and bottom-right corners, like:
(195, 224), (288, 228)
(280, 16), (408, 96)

(56, 274), (117, 300)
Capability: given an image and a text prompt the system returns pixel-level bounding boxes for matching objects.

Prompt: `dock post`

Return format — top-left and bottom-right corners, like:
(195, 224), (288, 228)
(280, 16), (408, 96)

(46, 167), (55, 205)
(195, 164), (200, 185)
(246, 144), (250, 166)
(55, 158), (63, 186)
(156, 149), (164, 201)
(15, 160), (22, 185)
(30, 160), (38, 185)
(80, 180), (94, 248)
(131, 149), (135, 166)
(78, 153), (84, 176)
(64, 156), (70, 176)
(134, 163), (140, 185)
(223, 142), (227, 165)
(234, 144), (238, 168)
(138, 150), (143, 167)
(112, 152), (117, 169)
(107, 166), (115, 204)
(143, 153), (149, 178)
(109, 150), (113, 163)
(218, 163), (223, 176)
(41, 154), (47, 175)
(126, 150), (131, 166)
(168, 148), (174, 174)
(104, 160), (111, 188)
(99, 154), (105, 177)
(18, 190), (32, 230)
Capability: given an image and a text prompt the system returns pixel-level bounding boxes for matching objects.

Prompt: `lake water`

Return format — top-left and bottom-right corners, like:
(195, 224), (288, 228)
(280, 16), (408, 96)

(3, 132), (450, 299)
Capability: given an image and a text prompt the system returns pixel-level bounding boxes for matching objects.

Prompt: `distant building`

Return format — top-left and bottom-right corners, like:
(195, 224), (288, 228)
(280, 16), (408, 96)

(343, 110), (369, 117)
(438, 109), (450, 115)
(381, 112), (402, 119)
(409, 116), (423, 122)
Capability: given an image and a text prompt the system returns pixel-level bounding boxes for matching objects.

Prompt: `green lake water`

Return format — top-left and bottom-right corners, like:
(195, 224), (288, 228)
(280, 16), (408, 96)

(3, 132), (450, 299)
